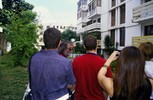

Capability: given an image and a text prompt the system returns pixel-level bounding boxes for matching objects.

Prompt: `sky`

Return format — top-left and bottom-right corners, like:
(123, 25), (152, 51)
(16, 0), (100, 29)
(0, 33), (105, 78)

(25, 0), (77, 26)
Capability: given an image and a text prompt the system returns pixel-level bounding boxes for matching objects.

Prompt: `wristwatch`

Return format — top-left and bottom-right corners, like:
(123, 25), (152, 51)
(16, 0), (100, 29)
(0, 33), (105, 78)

(103, 65), (109, 69)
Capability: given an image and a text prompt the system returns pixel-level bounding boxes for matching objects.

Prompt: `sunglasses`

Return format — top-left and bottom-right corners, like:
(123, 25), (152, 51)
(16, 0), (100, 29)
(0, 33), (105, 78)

(67, 48), (73, 51)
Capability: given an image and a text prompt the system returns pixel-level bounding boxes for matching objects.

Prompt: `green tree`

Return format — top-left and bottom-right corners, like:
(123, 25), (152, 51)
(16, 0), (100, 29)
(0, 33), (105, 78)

(61, 29), (79, 41)
(103, 35), (116, 56)
(0, 0), (33, 26)
(61, 29), (85, 53)
(4, 10), (38, 66)
(1, 0), (39, 66)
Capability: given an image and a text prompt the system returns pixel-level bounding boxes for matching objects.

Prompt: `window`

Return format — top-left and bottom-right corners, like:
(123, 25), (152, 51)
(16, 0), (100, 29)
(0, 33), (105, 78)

(145, 25), (153, 36)
(82, 0), (87, 5)
(89, 4), (92, 11)
(40, 31), (43, 35)
(87, 20), (92, 25)
(97, 18), (101, 23)
(60, 26), (62, 29)
(112, 0), (116, 7)
(111, 10), (116, 26)
(110, 29), (115, 45)
(97, 0), (101, 6)
(144, 0), (151, 3)
(120, 28), (125, 46)
(47, 26), (50, 29)
(121, 0), (125, 2)
(120, 4), (125, 24)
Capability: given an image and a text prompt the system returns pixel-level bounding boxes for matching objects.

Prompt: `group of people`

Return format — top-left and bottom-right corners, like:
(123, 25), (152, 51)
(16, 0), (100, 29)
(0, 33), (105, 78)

(27, 27), (153, 100)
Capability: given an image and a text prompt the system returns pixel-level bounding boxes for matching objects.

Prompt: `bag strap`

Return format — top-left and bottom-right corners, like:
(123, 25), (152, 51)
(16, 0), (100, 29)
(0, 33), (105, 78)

(28, 53), (36, 89)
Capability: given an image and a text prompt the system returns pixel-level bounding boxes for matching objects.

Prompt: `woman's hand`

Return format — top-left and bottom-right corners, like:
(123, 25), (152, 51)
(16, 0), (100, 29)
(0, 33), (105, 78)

(105, 51), (120, 66)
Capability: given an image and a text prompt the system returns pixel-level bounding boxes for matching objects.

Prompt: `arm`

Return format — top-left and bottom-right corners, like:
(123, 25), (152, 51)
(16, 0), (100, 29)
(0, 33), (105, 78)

(97, 51), (119, 96)
(149, 78), (153, 90)
(67, 84), (75, 91)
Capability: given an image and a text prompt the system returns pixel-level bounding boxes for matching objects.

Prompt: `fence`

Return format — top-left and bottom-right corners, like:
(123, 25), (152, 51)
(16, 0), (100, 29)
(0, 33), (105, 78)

(132, 36), (153, 47)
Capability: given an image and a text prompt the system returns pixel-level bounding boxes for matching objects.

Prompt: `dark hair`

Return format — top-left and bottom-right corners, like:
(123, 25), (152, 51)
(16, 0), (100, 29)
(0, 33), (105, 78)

(43, 28), (61, 49)
(114, 46), (146, 100)
(58, 40), (72, 54)
(83, 35), (97, 51)
(138, 42), (153, 60)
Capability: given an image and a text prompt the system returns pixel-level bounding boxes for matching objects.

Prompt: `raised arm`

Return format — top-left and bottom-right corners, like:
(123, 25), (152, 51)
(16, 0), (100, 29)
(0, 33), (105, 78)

(97, 51), (119, 96)
(149, 78), (153, 91)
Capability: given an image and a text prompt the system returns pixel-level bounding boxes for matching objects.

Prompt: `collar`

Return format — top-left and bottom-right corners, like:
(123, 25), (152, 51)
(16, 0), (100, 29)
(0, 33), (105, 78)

(86, 52), (97, 55)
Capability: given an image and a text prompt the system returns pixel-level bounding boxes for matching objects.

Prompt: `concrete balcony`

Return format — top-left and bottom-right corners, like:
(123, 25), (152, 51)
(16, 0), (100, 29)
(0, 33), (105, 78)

(80, 5), (88, 11)
(133, 0), (153, 22)
(88, 6), (101, 19)
(77, 27), (85, 34)
(77, 17), (87, 24)
(77, 22), (101, 34)
(85, 22), (101, 32)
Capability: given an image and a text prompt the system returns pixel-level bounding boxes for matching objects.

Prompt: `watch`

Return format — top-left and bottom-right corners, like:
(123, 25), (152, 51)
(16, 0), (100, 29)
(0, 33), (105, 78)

(103, 65), (109, 69)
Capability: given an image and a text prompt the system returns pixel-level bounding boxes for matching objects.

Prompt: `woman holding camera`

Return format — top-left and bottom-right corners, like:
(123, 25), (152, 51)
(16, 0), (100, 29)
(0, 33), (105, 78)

(97, 46), (153, 100)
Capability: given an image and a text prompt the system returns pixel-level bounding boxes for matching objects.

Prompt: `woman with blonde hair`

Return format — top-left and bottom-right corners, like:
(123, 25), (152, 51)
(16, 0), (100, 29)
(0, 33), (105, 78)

(138, 42), (153, 99)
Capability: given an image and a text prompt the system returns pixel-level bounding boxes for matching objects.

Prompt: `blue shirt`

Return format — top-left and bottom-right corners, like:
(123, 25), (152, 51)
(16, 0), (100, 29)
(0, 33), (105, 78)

(30, 50), (76, 99)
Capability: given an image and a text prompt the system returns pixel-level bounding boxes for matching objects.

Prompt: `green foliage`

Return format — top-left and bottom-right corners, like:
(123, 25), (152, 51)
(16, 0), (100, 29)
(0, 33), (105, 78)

(82, 32), (101, 40)
(61, 29), (79, 41)
(75, 43), (86, 54)
(1, 0), (39, 66)
(103, 35), (116, 56)
(110, 60), (117, 73)
(0, 55), (28, 99)
(1, 0), (34, 26)
(3, 10), (38, 66)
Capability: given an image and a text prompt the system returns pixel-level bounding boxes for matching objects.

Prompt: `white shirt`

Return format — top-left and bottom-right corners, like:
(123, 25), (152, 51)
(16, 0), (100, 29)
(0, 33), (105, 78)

(145, 61), (153, 78)
(145, 61), (153, 99)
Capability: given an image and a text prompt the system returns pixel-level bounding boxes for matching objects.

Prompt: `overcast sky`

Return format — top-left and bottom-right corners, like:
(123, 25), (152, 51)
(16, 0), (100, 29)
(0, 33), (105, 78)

(25, 0), (77, 26)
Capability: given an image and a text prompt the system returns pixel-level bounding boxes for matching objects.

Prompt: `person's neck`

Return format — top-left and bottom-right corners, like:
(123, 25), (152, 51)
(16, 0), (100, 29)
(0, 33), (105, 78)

(86, 50), (97, 54)
(47, 48), (58, 50)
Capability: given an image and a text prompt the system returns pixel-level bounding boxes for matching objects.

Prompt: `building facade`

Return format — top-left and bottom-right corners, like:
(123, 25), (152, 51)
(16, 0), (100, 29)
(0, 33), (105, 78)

(77, 0), (153, 50)
(36, 23), (77, 50)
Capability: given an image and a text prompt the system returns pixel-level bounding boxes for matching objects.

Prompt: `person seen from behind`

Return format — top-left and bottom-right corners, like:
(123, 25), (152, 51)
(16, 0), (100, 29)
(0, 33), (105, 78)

(72, 35), (113, 100)
(138, 42), (153, 99)
(98, 46), (153, 100)
(29, 28), (76, 100)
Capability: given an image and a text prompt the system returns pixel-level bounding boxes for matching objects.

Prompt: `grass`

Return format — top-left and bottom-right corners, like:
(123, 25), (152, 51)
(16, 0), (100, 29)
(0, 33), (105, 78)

(0, 55), (28, 100)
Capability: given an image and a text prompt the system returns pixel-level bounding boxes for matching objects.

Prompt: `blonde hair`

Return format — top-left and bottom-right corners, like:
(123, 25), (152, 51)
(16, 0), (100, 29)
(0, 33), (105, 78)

(138, 42), (153, 60)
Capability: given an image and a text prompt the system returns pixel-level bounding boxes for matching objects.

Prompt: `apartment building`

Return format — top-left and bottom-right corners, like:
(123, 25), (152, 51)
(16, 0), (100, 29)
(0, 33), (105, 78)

(77, 0), (101, 48)
(77, 0), (153, 50)
(0, 0), (2, 32)
(132, 0), (153, 46)
(36, 23), (77, 50)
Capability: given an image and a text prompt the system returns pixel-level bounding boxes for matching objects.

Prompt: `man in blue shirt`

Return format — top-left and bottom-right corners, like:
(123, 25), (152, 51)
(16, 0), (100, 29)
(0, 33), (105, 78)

(29, 28), (76, 100)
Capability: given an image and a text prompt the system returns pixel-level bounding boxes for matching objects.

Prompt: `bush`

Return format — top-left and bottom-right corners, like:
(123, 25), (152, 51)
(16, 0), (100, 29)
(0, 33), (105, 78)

(103, 35), (116, 56)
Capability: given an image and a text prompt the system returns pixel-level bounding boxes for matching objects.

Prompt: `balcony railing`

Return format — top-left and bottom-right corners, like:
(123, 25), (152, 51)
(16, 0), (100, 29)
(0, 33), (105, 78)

(77, 27), (85, 34)
(132, 36), (153, 47)
(88, 6), (101, 19)
(77, 22), (101, 34)
(85, 22), (101, 32)
(133, 0), (153, 22)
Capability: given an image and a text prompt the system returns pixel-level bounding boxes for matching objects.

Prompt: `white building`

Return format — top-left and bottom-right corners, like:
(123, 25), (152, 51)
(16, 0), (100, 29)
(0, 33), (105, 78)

(77, 0), (153, 50)
(77, 0), (101, 41)
(36, 23), (77, 50)
(0, 0), (2, 32)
